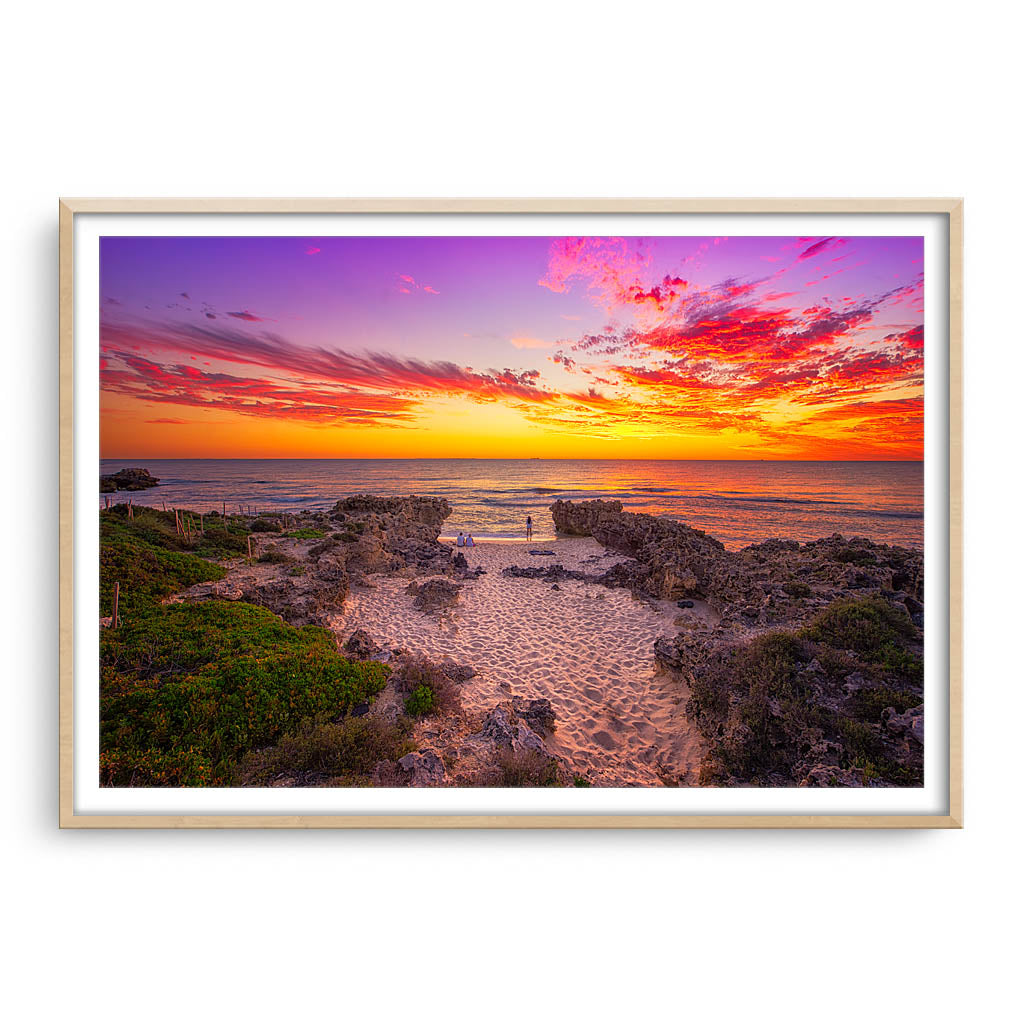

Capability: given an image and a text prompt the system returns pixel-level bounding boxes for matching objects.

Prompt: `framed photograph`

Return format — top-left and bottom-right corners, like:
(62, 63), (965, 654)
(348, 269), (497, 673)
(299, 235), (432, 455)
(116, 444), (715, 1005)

(59, 198), (962, 828)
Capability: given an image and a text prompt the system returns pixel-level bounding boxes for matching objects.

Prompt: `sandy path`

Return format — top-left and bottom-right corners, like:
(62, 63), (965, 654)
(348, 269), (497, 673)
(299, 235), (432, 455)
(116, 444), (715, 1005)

(331, 538), (706, 786)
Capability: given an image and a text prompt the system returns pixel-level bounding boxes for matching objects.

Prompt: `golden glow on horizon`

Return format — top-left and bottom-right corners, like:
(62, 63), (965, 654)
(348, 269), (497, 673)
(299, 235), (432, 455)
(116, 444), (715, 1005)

(102, 393), (920, 461)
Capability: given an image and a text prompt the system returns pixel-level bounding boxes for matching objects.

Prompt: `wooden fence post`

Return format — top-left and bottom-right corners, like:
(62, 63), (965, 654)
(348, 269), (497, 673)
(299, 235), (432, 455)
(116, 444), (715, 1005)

(112, 581), (119, 628)
(247, 535), (252, 564)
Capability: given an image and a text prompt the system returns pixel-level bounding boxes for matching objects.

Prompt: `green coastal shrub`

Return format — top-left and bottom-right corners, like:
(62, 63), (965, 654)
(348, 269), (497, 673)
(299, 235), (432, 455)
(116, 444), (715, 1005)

(802, 596), (920, 684)
(394, 656), (461, 717)
(102, 504), (249, 561)
(849, 686), (921, 721)
(688, 595), (924, 787)
(100, 601), (389, 786)
(100, 529), (225, 619)
(404, 684), (436, 717)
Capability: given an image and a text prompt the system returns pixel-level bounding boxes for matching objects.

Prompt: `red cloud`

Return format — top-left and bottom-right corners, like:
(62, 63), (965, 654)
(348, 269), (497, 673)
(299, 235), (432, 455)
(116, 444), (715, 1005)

(99, 314), (562, 428)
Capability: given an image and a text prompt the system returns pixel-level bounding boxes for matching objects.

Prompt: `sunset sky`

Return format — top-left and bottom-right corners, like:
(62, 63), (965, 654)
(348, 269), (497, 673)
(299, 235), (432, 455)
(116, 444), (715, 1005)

(99, 234), (924, 459)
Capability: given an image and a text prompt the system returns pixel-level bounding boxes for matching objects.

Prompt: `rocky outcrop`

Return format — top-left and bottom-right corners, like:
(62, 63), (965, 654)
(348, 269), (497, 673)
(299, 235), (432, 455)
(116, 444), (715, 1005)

(100, 467), (159, 492)
(510, 697), (556, 736)
(502, 563), (594, 584)
(330, 495), (454, 574)
(344, 629), (381, 661)
(397, 750), (447, 787)
(372, 750), (447, 787)
(550, 499), (727, 600)
(177, 563), (349, 628)
(471, 705), (551, 755)
(883, 704), (925, 746)
(551, 499), (924, 615)
(406, 578), (462, 614)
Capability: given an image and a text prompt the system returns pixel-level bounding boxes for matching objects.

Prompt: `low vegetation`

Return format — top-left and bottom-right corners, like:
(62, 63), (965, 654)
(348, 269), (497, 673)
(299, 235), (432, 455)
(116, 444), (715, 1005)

(285, 528), (326, 540)
(103, 504), (250, 562)
(257, 546), (294, 564)
(101, 601), (389, 786)
(235, 715), (413, 786)
(495, 748), (561, 787)
(99, 506), (391, 787)
(687, 596), (923, 787)
(249, 517), (283, 533)
(393, 655), (462, 718)
(101, 509), (227, 620)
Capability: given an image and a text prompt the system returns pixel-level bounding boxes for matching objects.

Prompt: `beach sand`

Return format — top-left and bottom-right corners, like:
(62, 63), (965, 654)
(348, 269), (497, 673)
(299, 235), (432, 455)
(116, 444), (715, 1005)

(331, 537), (707, 786)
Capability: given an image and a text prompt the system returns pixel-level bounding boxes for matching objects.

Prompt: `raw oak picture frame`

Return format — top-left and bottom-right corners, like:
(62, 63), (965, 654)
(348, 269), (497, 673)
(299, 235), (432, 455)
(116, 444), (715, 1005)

(58, 197), (963, 829)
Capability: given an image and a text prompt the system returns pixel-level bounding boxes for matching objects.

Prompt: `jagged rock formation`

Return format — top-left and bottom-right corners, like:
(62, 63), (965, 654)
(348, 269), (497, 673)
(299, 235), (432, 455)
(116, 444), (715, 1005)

(100, 467), (160, 492)
(372, 750), (447, 787)
(330, 495), (454, 575)
(344, 628), (381, 660)
(177, 495), (457, 625)
(406, 578), (462, 614)
(550, 498), (923, 618)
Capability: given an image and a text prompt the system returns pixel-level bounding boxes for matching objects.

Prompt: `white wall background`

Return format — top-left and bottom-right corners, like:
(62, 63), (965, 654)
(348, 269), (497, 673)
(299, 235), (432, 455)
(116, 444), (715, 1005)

(3, 2), (1018, 1020)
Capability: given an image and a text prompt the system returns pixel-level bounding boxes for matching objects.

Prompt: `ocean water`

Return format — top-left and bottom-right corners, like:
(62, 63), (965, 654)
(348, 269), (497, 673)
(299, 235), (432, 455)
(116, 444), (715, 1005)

(99, 459), (923, 550)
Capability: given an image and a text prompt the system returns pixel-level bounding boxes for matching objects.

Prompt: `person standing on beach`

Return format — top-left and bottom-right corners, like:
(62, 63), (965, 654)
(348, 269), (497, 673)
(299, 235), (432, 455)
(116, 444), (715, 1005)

(526, 515), (533, 541)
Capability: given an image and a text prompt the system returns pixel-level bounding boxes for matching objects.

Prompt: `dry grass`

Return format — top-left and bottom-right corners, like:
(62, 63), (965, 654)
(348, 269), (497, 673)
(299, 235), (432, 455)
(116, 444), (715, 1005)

(495, 747), (561, 787)
(391, 654), (462, 717)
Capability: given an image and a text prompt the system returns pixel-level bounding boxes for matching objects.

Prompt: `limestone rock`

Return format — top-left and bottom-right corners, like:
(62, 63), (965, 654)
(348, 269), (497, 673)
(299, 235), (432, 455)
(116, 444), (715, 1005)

(406, 578), (461, 614)
(396, 750), (447, 787)
(344, 629), (380, 660)
(100, 467), (159, 492)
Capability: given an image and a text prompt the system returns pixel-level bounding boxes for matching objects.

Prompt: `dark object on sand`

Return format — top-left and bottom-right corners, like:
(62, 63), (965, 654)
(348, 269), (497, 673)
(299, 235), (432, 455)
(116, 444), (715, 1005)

(351, 702), (371, 718)
(344, 629), (381, 660)
(677, 599), (695, 608)
(100, 467), (160, 493)
(529, 549), (556, 556)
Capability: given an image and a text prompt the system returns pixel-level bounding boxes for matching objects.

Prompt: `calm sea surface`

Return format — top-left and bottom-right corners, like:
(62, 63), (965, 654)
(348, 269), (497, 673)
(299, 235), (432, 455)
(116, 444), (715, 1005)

(99, 459), (923, 550)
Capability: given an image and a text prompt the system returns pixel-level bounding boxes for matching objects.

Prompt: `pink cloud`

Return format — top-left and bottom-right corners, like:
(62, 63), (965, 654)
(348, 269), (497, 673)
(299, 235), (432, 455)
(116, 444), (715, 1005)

(396, 274), (440, 296)
(509, 336), (552, 350)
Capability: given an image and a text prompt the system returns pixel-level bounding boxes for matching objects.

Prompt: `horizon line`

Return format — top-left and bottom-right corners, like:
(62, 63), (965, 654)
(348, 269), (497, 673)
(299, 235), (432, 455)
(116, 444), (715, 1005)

(99, 455), (925, 463)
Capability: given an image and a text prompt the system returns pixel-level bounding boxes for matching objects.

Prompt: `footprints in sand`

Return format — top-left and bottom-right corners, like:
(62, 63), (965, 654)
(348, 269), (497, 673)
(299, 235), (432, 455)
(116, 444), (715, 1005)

(332, 537), (704, 786)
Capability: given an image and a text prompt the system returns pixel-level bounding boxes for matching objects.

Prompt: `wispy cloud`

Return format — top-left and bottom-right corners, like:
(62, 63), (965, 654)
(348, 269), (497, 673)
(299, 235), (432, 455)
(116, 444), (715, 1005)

(396, 274), (440, 296)
(225, 310), (270, 323)
(509, 336), (552, 350)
